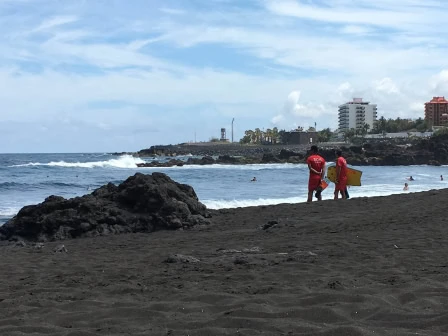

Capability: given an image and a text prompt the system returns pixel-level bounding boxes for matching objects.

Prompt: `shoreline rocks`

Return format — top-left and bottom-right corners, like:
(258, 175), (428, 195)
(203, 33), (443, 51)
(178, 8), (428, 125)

(132, 134), (448, 167)
(0, 173), (211, 242)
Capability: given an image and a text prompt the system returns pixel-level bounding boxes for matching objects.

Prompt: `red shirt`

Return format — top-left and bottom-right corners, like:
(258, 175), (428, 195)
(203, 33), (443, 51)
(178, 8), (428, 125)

(336, 156), (348, 180)
(307, 154), (325, 177)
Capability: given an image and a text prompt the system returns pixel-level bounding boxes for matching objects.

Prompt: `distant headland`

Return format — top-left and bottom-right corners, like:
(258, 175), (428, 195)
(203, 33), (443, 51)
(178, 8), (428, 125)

(111, 131), (448, 167)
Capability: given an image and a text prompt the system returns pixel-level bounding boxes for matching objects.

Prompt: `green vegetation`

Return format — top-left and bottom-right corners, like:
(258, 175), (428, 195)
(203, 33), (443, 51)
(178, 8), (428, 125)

(239, 127), (280, 144)
(239, 126), (332, 144)
(239, 117), (434, 144)
(317, 128), (332, 142)
(371, 117), (430, 134)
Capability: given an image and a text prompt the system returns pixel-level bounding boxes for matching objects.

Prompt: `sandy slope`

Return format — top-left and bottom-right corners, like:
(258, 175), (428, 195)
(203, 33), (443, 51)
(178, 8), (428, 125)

(0, 190), (447, 335)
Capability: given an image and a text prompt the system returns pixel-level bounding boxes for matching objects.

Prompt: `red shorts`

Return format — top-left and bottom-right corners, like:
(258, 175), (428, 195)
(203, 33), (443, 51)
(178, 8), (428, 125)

(335, 178), (347, 191)
(308, 176), (321, 192)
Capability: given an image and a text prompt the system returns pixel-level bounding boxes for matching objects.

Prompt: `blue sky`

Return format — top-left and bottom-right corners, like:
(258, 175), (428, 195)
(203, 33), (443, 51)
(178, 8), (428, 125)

(1, 0), (448, 152)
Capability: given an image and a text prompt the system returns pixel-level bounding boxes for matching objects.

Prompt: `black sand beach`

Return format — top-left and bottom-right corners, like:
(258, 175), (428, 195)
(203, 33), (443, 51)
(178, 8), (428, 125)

(1, 190), (447, 335)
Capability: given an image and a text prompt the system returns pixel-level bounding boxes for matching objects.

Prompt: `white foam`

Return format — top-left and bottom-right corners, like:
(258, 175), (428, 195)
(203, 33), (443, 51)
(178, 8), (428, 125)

(139, 163), (308, 171)
(203, 183), (448, 209)
(10, 155), (145, 169)
(0, 207), (21, 217)
(203, 196), (302, 209)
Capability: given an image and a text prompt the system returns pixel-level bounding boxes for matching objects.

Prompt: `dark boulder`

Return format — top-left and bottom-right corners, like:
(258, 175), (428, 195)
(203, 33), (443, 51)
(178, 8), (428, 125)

(261, 153), (280, 163)
(0, 173), (211, 242)
(278, 149), (299, 160)
(428, 160), (441, 166)
(200, 156), (215, 165)
(137, 159), (184, 168)
(349, 146), (363, 154)
(186, 156), (216, 165)
(287, 156), (304, 163)
(216, 155), (241, 164)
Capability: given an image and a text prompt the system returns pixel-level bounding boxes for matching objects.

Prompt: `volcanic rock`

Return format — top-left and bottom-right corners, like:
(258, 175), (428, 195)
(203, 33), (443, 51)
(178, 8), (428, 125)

(0, 173), (211, 242)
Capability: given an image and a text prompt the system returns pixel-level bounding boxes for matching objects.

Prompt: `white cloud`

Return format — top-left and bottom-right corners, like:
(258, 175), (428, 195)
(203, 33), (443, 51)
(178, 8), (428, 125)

(159, 8), (185, 15)
(264, 0), (420, 28)
(0, 0), (447, 151)
(340, 25), (372, 35)
(373, 78), (400, 94)
(32, 16), (78, 32)
(271, 91), (333, 129)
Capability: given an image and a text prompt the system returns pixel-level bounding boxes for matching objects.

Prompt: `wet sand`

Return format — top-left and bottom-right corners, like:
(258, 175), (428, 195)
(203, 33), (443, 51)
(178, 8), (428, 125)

(0, 190), (447, 335)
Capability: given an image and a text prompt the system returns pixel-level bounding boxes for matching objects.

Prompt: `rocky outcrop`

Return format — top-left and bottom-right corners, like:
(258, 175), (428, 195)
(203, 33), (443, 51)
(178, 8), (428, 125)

(0, 173), (211, 242)
(137, 159), (184, 168)
(127, 133), (448, 167)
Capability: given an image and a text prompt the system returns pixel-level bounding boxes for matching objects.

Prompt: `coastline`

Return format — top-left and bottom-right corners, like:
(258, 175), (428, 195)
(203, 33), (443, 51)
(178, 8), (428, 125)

(1, 189), (447, 335)
(115, 134), (448, 167)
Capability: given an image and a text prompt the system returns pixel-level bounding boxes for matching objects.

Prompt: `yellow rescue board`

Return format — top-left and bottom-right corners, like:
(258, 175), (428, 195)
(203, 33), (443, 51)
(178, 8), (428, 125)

(326, 165), (362, 186)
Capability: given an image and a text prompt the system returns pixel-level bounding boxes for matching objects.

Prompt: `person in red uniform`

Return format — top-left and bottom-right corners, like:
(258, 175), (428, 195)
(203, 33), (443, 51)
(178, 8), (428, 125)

(334, 150), (348, 200)
(306, 145), (326, 203)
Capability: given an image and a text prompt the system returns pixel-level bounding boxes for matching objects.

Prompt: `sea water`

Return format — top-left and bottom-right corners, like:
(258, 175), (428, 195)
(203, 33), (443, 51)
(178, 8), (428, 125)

(1, 153), (447, 224)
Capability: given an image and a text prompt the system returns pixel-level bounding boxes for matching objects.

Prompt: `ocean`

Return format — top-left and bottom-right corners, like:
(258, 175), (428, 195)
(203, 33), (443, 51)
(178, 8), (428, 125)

(1, 153), (447, 225)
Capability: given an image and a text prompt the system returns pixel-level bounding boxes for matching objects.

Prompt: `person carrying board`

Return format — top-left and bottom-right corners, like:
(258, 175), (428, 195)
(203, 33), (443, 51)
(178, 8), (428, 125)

(334, 150), (348, 200)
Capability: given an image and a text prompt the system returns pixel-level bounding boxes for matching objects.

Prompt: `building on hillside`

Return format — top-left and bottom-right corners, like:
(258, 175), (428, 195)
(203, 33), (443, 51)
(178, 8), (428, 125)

(424, 97), (448, 127)
(280, 131), (317, 145)
(338, 98), (377, 133)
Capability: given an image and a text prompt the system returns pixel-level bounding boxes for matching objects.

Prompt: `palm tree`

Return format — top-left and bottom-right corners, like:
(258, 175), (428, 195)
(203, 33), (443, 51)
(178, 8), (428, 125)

(254, 128), (262, 144)
(265, 128), (273, 143)
(361, 123), (370, 137)
(272, 127), (279, 144)
(240, 130), (254, 144)
(378, 116), (386, 133)
(344, 128), (356, 142)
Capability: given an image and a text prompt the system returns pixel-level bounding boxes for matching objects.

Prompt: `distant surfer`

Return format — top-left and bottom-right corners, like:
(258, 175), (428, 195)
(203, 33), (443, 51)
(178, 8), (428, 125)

(306, 145), (326, 203)
(441, 175), (444, 181)
(251, 177), (257, 182)
(334, 150), (348, 200)
(403, 182), (409, 191)
(407, 176), (414, 181)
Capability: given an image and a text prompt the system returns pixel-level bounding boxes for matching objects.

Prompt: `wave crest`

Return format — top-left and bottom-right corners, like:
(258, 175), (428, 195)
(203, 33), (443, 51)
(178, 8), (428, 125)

(10, 155), (145, 169)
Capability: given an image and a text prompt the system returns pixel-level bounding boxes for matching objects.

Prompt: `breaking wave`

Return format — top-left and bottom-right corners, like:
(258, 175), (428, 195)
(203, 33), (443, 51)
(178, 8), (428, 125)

(10, 155), (145, 169)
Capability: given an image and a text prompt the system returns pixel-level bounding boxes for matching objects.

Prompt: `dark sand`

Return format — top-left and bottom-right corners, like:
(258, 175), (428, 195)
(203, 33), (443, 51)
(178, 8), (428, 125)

(1, 190), (448, 335)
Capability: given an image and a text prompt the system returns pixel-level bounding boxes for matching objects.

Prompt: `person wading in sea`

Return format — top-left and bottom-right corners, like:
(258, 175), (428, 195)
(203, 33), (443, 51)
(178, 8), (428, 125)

(306, 145), (326, 203)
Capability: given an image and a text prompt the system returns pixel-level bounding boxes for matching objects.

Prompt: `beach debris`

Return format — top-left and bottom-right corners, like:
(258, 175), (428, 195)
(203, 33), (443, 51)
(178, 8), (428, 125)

(233, 257), (249, 265)
(242, 246), (260, 253)
(327, 280), (345, 290)
(164, 254), (200, 264)
(218, 248), (242, 254)
(295, 250), (318, 256)
(260, 220), (278, 230)
(14, 240), (27, 247)
(54, 244), (68, 253)
(394, 244), (399, 249)
(218, 246), (261, 254)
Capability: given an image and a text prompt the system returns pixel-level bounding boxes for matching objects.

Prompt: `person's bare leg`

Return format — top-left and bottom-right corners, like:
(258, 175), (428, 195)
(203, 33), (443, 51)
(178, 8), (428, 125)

(334, 189), (339, 200)
(307, 190), (313, 203)
(341, 189), (346, 199)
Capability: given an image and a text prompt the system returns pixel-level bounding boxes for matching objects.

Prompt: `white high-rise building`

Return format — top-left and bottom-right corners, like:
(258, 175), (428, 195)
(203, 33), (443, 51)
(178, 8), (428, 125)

(338, 98), (377, 132)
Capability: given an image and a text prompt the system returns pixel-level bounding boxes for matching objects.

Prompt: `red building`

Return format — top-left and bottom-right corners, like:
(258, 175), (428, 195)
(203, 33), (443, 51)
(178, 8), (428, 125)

(425, 96), (448, 126)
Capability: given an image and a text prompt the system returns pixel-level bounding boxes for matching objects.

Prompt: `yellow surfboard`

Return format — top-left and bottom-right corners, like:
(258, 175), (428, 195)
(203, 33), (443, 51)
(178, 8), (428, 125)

(326, 165), (362, 186)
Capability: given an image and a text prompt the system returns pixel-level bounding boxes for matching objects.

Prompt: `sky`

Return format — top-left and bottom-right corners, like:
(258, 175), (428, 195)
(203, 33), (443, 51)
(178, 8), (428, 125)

(2, 0), (448, 152)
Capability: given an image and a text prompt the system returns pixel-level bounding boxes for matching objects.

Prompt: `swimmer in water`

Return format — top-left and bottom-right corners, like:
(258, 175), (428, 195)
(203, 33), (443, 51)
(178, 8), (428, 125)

(251, 177), (257, 182)
(441, 175), (444, 181)
(403, 182), (409, 191)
